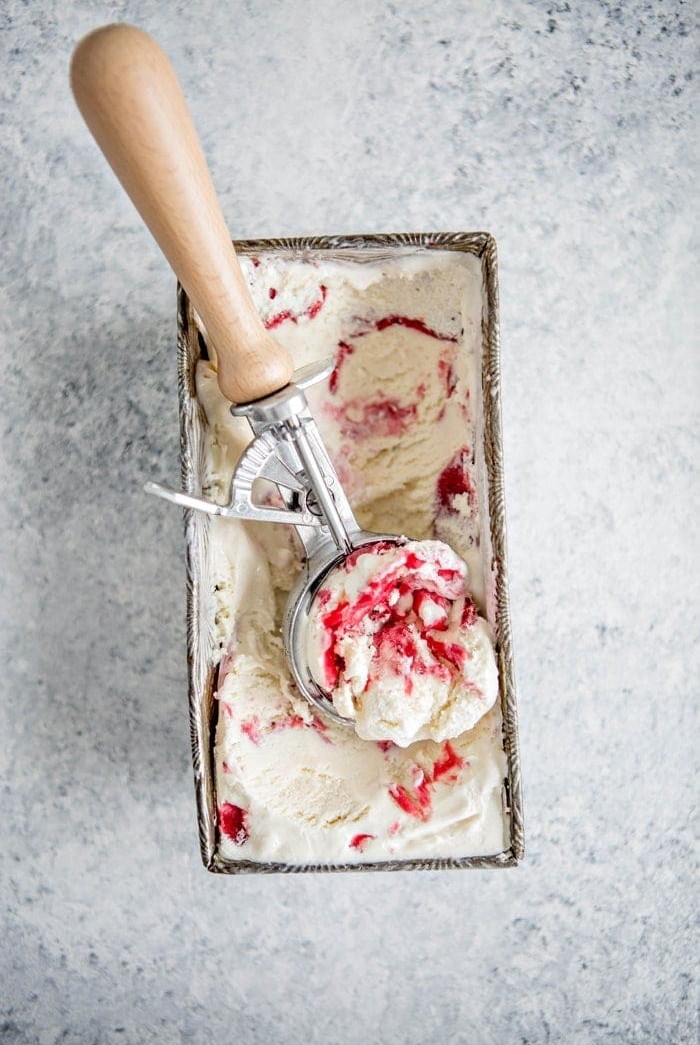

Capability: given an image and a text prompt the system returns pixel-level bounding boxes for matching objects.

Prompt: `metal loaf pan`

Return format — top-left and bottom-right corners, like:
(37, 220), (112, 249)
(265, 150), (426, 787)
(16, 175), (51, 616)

(177, 231), (524, 873)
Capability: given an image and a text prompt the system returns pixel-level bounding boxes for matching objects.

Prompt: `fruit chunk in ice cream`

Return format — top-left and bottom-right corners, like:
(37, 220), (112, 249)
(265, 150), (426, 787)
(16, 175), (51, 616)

(306, 539), (498, 747)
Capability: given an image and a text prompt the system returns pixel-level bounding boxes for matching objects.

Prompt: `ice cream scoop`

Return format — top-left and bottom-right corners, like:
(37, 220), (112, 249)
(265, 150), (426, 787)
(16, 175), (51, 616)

(70, 24), (482, 734)
(305, 539), (499, 746)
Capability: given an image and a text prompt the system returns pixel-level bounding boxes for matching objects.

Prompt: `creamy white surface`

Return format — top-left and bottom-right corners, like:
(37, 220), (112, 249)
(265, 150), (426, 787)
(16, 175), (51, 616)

(198, 250), (509, 864)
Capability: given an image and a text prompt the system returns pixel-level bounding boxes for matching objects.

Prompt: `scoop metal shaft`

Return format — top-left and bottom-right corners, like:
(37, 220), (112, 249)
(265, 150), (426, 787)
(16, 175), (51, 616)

(146, 359), (363, 559)
(146, 358), (395, 726)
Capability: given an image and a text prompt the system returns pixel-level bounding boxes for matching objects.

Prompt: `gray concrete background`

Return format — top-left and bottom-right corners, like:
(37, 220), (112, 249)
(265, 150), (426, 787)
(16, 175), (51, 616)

(1, 1), (697, 1042)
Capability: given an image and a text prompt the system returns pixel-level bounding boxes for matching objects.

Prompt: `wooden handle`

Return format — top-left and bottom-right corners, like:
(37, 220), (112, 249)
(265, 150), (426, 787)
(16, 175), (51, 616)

(70, 24), (293, 404)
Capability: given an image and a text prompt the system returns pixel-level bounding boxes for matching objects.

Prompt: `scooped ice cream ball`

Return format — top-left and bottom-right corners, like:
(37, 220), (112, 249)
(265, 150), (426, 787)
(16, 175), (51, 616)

(306, 539), (499, 747)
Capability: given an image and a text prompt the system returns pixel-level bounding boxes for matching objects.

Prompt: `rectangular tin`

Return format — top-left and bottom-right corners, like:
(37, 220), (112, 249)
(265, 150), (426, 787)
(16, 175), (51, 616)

(177, 231), (524, 873)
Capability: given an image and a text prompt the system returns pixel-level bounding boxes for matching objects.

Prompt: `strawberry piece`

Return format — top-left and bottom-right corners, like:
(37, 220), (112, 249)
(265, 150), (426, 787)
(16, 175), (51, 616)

(218, 803), (249, 845)
(349, 833), (375, 852)
(388, 783), (425, 819)
(432, 741), (465, 782)
(436, 448), (476, 514)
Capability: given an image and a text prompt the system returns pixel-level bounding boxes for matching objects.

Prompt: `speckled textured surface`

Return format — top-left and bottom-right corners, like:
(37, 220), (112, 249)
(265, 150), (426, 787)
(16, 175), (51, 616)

(1, 1), (697, 1042)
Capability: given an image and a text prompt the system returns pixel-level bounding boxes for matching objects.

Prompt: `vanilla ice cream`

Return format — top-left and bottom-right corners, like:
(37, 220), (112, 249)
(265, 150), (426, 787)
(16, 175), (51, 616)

(196, 247), (509, 865)
(306, 539), (498, 747)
